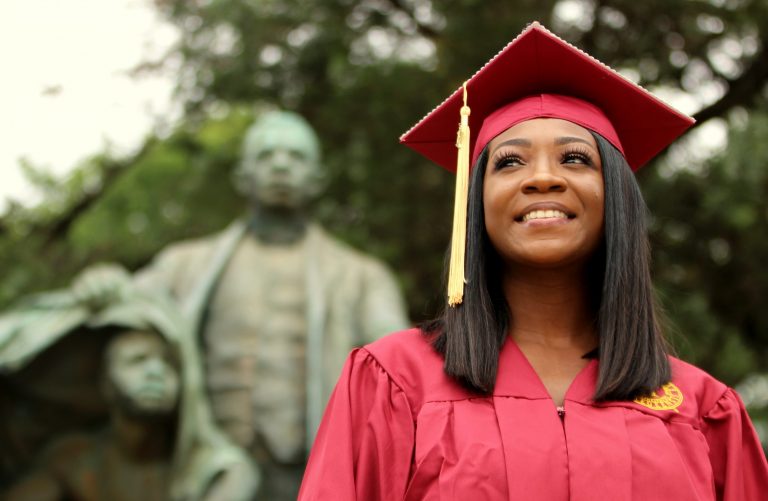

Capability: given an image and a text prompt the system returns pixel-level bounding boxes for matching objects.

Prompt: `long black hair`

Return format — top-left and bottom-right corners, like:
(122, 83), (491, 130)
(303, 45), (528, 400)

(423, 132), (671, 401)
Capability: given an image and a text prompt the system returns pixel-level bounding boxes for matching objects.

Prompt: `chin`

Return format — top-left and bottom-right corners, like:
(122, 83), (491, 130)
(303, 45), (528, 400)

(258, 196), (303, 210)
(505, 244), (593, 269)
(127, 402), (177, 418)
(122, 394), (178, 416)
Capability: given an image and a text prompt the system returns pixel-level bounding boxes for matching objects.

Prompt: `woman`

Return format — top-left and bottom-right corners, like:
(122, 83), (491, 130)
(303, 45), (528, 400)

(298, 23), (768, 500)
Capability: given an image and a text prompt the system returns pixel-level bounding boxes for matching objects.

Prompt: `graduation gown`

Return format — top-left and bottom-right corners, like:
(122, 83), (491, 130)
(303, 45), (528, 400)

(299, 329), (768, 500)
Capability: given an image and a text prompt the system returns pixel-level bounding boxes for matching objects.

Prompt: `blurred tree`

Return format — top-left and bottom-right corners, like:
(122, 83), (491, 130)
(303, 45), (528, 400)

(1, 0), (767, 385)
(645, 106), (768, 381)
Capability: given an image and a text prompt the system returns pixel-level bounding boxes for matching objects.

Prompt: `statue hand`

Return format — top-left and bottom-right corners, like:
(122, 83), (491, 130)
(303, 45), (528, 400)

(71, 263), (133, 310)
(202, 460), (260, 501)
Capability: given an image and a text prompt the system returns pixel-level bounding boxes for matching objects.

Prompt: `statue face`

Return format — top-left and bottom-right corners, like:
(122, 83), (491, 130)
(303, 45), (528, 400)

(238, 118), (323, 209)
(105, 330), (179, 416)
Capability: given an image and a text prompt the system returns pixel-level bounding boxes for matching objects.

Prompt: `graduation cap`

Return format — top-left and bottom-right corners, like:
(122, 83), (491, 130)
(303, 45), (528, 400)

(400, 22), (695, 306)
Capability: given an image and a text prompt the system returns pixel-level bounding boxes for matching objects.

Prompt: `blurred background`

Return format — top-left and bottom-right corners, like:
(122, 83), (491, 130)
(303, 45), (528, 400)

(2, 0), (767, 445)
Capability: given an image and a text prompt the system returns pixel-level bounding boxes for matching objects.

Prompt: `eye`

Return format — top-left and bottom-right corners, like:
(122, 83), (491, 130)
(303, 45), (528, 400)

(257, 149), (274, 161)
(289, 149), (307, 161)
(561, 147), (594, 166)
(493, 153), (525, 170)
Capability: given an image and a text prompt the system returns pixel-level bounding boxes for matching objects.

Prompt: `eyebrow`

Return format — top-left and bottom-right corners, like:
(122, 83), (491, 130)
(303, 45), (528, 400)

(555, 136), (594, 147)
(490, 138), (532, 155)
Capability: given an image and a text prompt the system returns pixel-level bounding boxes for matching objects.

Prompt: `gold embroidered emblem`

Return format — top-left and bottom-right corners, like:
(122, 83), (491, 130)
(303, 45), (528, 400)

(633, 383), (683, 412)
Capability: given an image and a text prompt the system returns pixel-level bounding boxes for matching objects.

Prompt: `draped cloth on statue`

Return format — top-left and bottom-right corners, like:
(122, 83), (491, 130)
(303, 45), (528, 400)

(299, 329), (768, 501)
(0, 284), (256, 500)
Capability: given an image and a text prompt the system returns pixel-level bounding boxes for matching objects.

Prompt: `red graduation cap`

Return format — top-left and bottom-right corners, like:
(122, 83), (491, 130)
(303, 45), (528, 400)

(400, 22), (695, 306)
(401, 22), (694, 172)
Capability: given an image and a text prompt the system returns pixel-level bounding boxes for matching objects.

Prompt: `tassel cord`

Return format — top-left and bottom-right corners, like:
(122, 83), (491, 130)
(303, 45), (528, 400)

(447, 83), (471, 306)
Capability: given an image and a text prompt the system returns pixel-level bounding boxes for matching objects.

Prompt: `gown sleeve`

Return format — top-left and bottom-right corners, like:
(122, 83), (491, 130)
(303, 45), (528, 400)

(298, 348), (415, 500)
(702, 387), (768, 500)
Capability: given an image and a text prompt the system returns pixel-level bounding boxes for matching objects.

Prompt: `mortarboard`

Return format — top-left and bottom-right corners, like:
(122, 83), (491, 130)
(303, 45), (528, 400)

(400, 22), (695, 306)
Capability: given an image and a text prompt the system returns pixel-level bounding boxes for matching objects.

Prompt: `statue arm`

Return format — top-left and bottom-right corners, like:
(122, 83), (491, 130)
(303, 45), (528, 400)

(134, 245), (186, 296)
(200, 458), (259, 501)
(133, 232), (231, 302)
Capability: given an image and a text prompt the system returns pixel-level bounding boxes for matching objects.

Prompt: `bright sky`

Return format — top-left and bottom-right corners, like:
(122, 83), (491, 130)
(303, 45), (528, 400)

(1, 1), (727, 214)
(0, 0), (179, 212)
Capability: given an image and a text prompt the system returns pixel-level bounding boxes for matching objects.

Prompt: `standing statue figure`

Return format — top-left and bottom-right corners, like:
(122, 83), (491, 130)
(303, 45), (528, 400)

(0, 265), (258, 500)
(128, 111), (410, 498)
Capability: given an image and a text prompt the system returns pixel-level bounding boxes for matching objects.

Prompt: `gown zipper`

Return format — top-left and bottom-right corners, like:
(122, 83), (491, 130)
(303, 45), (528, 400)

(556, 405), (565, 420)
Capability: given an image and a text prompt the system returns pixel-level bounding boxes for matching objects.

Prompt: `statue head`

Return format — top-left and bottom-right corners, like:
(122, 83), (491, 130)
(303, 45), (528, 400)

(103, 329), (180, 418)
(234, 111), (324, 210)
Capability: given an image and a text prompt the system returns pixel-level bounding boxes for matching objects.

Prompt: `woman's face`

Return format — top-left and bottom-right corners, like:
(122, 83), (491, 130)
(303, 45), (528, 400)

(483, 118), (605, 270)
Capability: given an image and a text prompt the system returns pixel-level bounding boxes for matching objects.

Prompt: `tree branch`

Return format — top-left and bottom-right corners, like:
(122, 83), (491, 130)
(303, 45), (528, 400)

(40, 161), (129, 248)
(0, 141), (153, 249)
(691, 32), (768, 127)
(383, 0), (440, 40)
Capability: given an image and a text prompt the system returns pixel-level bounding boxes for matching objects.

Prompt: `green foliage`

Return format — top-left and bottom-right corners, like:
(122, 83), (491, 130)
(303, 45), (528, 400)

(645, 107), (768, 383)
(2, 0), (768, 384)
(68, 107), (255, 266)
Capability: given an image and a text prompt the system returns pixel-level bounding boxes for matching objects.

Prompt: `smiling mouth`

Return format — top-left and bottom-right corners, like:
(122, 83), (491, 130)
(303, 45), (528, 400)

(516, 209), (575, 223)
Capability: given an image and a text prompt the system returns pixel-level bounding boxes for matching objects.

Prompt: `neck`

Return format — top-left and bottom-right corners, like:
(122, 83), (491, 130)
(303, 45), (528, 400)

(503, 263), (598, 353)
(111, 410), (172, 461)
(248, 203), (308, 244)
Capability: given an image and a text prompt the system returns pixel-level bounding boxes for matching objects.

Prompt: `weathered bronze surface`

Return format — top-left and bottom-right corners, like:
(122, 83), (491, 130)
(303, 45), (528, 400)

(133, 111), (410, 499)
(30, 112), (410, 499)
(0, 266), (258, 500)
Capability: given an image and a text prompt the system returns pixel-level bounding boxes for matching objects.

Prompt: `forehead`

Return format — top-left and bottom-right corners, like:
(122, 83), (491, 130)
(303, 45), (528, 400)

(107, 330), (165, 359)
(488, 118), (597, 148)
(245, 124), (319, 156)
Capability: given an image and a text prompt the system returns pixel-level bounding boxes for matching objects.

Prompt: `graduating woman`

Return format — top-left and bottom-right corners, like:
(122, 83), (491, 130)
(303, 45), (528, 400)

(298, 23), (768, 500)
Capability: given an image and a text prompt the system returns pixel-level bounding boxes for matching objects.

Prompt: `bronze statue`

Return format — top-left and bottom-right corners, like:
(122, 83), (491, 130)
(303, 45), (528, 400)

(73, 111), (409, 499)
(0, 265), (258, 500)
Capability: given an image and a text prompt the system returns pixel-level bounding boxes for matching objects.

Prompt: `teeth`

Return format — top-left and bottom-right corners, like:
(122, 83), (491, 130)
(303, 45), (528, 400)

(523, 209), (568, 222)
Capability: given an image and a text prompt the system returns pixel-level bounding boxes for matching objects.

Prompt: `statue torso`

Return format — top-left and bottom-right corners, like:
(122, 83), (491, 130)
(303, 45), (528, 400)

(204, 233), (308, 464)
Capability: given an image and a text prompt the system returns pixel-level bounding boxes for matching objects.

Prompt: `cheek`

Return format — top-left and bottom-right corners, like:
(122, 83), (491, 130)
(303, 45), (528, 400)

(590, 182), (606, 235)
(596, 186), (605, 214)
(110, 368), (135, 392)
(482, 185), (502, 235)
(594, 189), (604, 214)
(482, 186), (515, 255)
(582, 172), (604, 211)
(165, 372), (181, 397)
(483, 175), (506, 216)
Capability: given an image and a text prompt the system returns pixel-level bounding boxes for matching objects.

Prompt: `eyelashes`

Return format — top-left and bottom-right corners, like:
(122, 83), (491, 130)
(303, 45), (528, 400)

(561, 146), (595, 166)
(492, 152), (524, 170)
(491, 146), (596, 170)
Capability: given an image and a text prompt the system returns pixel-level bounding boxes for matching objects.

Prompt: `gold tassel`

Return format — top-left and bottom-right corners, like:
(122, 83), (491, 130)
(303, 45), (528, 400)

(448, 82), (471, 306)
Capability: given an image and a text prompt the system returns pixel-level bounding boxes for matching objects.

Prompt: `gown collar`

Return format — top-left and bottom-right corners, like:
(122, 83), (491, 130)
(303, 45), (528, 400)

(494, 336), (598, 404)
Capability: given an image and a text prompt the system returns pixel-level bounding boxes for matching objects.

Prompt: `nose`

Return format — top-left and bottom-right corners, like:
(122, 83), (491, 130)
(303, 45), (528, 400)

(143, 357), (167, 379)
(269, 149), (293, 171)
(520, 159), (567, 194)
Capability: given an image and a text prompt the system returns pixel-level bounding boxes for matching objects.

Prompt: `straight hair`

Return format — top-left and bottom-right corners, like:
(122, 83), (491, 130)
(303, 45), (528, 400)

(423, 133), (671, 401)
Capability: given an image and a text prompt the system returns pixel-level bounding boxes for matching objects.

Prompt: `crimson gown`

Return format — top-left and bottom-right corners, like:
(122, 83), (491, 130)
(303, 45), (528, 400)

(299, 329), (768, 500)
